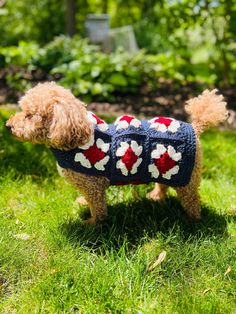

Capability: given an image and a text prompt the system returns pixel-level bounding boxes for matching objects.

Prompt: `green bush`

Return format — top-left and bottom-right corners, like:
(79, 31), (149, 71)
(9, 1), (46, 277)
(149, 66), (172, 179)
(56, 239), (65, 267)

(0, 0), (235, 88)
(51, 47), (148, 100)
(31, 35), (85, 72)
(0, 0), (64, 45)
(0, 41), (39, 68)
(0, 36), (212, 101)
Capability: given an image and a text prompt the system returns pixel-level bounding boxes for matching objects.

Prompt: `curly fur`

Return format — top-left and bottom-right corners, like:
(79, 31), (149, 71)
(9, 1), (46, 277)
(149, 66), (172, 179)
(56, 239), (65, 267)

(6, 82), (228, 224)
(185, 89), (227, 135)
(7, 82), (92, 150)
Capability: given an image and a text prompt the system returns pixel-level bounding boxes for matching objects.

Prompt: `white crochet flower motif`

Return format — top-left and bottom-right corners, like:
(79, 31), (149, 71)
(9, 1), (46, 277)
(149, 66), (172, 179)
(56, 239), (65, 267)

(114, 115), (141, 131)
(116, 140), (143, 176)
(148, 144), (181, 179)
(149, 116), (180, 133)
(74, 138), (110, 171)
(87, 111), (108, 132)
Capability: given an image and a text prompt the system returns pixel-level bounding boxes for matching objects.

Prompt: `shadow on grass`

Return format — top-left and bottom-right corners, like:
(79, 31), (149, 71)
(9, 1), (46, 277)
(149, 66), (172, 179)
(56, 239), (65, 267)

(0, 117), (56, 179)
(61, 196), (233, 252)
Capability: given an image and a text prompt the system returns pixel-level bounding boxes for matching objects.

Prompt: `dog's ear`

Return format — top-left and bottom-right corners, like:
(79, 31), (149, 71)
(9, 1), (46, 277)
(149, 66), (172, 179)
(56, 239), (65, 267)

(49, 98), (92, 150)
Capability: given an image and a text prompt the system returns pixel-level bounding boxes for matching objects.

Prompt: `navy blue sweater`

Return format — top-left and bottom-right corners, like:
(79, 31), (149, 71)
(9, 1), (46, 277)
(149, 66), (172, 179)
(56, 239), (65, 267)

(50, 113), (196, 186)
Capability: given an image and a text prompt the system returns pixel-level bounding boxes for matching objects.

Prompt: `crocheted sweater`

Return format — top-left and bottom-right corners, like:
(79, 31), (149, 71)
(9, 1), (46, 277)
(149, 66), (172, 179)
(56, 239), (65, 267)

(50, 113), (196, 187)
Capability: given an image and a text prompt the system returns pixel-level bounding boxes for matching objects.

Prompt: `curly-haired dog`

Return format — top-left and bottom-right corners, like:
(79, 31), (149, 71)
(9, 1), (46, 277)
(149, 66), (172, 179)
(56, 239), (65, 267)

(6, 82), (227, 224)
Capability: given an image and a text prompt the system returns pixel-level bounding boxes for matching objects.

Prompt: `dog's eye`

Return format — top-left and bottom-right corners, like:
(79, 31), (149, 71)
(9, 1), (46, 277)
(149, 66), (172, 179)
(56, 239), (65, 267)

(25, 114), (32, 119)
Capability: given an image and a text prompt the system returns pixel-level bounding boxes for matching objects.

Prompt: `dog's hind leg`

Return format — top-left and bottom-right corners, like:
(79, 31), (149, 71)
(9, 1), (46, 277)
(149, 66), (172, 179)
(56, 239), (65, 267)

(146, 183), (168, 201)
(174, 183), (201, 220)
(174, 141), (202, 220)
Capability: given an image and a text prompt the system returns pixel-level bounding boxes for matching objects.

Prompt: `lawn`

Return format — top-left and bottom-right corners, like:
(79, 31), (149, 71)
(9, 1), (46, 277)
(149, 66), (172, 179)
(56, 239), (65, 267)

(0, 108), (235, 313)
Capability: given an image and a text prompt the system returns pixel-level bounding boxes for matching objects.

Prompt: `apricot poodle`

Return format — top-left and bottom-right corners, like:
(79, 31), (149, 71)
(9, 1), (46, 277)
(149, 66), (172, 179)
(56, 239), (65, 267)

(6, 82), (227, 224)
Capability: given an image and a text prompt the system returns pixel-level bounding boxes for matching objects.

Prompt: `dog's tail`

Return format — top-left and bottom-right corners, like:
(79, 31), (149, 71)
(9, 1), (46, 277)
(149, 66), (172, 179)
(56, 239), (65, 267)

(185, 89), (227, 135)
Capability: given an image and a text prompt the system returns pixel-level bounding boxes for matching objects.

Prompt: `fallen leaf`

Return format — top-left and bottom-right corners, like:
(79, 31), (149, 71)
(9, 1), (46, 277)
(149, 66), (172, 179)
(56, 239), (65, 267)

(13, 233), (30, 241)
(203, 288), (211, 295)
(148, 250), (167, 272)
(224, 266), (232, 276)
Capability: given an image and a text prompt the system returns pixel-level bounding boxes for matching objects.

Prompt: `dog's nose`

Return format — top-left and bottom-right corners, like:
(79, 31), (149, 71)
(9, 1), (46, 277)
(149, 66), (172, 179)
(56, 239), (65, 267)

(6, 124), (12, 131)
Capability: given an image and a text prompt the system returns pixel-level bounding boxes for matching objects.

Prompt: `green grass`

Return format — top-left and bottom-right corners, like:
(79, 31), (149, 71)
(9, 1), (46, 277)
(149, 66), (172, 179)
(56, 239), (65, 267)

(0, 109), (235, 313)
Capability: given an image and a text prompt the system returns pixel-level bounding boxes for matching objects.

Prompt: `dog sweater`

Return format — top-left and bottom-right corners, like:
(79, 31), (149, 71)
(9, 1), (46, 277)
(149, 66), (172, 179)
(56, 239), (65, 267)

(50, 112), (196, 186)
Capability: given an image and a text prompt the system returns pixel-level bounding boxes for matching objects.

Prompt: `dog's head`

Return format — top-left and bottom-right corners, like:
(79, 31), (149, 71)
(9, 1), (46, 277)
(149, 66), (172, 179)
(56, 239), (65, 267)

(6, 82), (92, 150)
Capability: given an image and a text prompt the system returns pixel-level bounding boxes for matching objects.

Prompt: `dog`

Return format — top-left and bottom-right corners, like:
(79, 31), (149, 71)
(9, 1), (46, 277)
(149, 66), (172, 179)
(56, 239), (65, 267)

(6, 82), (227, 224)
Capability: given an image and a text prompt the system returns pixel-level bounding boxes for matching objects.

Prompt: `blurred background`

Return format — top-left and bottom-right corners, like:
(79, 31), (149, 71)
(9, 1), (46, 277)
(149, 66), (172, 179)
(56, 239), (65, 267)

(0, 0), (235, 123)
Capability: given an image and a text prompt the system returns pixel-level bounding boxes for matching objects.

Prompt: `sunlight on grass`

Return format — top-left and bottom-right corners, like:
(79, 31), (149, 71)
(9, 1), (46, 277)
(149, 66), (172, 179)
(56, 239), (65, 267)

(0, 109), (235, 313)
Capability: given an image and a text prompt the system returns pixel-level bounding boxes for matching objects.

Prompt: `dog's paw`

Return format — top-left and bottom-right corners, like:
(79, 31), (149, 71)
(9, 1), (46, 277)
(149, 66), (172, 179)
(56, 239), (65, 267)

(83, 217), (96, 225)
(146, 190), (165, 201)
(187, 212), (201, 221)
(76, 196), (88, 206)
(83, 215), (107, 225)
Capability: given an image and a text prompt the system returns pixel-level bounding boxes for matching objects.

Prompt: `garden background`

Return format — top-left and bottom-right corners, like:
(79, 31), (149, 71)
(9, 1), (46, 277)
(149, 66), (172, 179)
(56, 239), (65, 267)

(0, 0), (236, 124)
(0, 0), (235, 313)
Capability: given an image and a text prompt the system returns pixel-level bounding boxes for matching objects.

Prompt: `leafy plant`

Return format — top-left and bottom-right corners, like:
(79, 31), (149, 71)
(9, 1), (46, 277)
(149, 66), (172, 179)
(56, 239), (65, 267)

(0, 41), (39, 68)
(0, 36), (220, 101)
(51, 47), (149, 100)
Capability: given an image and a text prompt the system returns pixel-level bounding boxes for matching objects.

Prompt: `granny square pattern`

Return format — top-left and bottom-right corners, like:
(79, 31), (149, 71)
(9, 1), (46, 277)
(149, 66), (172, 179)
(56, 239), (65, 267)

(50, 113), (196, 186)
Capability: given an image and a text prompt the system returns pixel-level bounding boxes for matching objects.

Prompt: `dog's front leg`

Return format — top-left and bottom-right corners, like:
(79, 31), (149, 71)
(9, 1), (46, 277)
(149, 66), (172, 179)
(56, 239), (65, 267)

(81, 182), (108, 224)
(59, 167), (109, 224)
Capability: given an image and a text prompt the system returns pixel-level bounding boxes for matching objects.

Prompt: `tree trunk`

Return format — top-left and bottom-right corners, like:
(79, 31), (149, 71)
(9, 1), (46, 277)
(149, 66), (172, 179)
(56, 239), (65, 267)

(102, 0), (108, 13)
(65, 0), (77, 36)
